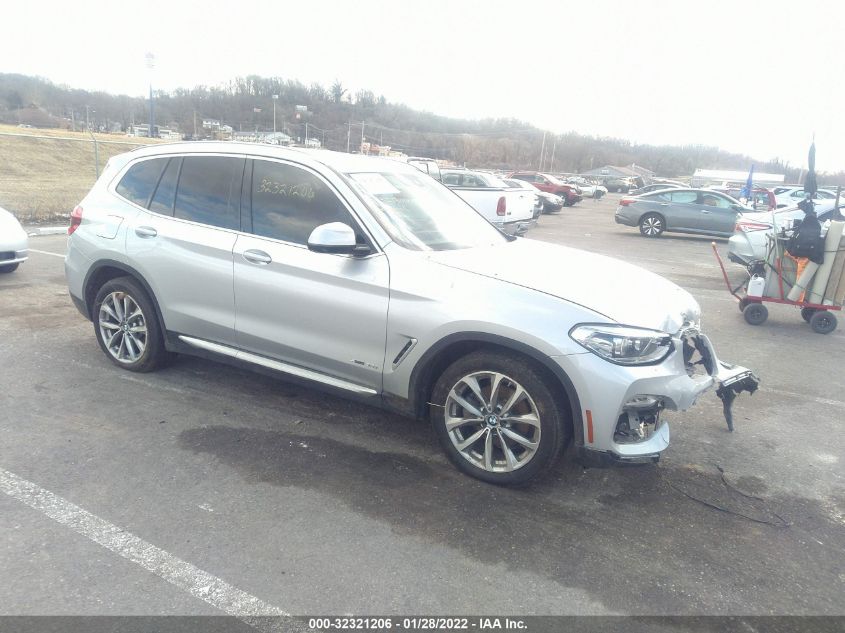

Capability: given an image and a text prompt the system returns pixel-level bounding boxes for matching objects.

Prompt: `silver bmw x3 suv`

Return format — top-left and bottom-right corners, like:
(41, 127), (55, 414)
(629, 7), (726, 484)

(65, 143), (757, 485)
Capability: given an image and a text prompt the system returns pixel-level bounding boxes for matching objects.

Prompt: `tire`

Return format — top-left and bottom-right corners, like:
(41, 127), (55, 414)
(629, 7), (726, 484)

(0, 263), (20, 273)
(743, 302), (768, 326)
(810, 310), (837, 334)
(639, 213), (665, 237)
(800, 307), (816, 323)
(92, 276), (173, 372)
(429, 350), (569, 486)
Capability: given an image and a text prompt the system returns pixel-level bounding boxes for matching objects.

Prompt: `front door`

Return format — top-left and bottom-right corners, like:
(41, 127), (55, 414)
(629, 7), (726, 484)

(233, 158), (390, 391)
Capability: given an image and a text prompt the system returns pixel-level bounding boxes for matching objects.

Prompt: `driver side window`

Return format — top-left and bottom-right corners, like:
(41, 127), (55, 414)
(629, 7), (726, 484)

(248, 160), (354, 245)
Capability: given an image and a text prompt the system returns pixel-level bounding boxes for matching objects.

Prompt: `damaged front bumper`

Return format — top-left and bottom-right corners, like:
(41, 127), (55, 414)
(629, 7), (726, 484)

(557, 330), (758, 462)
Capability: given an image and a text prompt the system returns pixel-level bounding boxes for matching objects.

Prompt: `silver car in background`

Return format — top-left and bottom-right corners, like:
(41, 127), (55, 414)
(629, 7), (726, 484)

(615, 188), (748, 237)
(0, 206), (29, 273)
(65, 143), (755, 485)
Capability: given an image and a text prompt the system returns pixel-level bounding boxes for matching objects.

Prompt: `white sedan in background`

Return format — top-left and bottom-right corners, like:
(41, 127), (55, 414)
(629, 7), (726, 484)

(0, 206), (29, 273)
(727, 200), (841, 265)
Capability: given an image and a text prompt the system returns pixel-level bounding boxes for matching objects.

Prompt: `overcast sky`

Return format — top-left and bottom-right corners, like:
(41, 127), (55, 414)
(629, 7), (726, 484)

(3, 0), (843, 171)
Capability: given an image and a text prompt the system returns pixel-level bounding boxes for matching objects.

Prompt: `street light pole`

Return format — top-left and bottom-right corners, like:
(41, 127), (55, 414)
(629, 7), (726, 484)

(145, 52), (155, 138)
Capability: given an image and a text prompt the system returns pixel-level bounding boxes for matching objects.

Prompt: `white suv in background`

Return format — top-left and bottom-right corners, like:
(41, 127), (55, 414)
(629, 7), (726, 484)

(65, 143), (757, 485)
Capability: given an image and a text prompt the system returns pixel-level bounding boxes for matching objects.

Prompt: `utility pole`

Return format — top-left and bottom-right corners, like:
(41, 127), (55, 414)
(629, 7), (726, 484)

(85, 105), (91, 131)
(549, 138), (557, 173)
(70, 109), (75, 132)
(272, 94), (278, 135)
(539, 131), (546, 171)
(347, 120), (351, 153)
(305, 122), (309, 145)
(193, 111), (197, 140)
(361, 121), (365, 153)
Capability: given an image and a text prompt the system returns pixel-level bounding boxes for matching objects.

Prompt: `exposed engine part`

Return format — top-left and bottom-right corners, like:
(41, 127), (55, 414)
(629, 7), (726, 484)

(615, 397), (663, 443)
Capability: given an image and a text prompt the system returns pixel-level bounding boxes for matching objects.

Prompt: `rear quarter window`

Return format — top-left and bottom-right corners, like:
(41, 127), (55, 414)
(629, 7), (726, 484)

(115, 158), (168, 208)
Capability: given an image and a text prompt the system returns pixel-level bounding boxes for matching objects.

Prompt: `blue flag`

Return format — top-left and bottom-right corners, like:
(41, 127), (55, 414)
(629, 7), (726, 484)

(741, 165), (754, 200)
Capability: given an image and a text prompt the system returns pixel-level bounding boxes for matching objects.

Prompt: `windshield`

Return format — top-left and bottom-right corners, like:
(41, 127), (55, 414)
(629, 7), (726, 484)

(542, 173), (564, 185)
(344, 169), (508, 251)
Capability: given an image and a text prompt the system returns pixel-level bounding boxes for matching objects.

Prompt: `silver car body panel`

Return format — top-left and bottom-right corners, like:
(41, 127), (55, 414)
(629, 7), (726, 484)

(0, 207), (29, 266)
(66, 142), (755, 462)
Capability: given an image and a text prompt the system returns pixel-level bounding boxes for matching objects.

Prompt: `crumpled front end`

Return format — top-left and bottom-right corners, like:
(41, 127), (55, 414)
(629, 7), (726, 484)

(558, 327), (758, 463)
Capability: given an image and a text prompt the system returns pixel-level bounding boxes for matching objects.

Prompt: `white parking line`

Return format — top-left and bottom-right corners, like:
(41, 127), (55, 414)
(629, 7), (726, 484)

(0, 467), (290, 631)
(28, 248), (66, 259)
(764, 388), (845, 409)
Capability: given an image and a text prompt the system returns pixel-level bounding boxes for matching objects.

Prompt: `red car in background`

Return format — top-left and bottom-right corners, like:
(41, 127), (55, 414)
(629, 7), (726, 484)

(508, 171), (583, 206)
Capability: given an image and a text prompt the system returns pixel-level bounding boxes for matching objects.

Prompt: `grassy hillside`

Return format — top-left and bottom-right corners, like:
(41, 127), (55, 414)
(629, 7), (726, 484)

(0, 125), (163, 222)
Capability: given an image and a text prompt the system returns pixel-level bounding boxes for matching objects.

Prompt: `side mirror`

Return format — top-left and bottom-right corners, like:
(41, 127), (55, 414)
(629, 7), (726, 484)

(731, 204), (744, 212)
(307, 222), (370, 256)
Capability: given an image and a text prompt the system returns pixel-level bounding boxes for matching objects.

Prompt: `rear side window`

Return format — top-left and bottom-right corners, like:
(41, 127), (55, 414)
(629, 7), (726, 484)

(115, 158), (168, 208)
(149, 158), (181, 215)
(249, 160), (352, 245)
(174, 156), (244, 230)
(670, 191), (699, 204)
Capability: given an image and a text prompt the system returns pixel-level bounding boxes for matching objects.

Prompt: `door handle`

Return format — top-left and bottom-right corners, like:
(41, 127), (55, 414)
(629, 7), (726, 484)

(243, 249), (272, 265)
(135, 226), (157, 238)
(659, 202), (669, 206)
(701, 210), (711, 214)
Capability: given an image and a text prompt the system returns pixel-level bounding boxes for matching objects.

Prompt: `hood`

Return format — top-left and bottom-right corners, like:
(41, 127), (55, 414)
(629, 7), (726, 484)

(426, 238), (700, 333)
(0, 207), (27, 239)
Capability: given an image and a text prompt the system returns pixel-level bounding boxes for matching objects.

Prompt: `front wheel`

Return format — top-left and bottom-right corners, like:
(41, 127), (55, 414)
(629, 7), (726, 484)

(0, 263), (20, 273)
(430, 351), (568, 485)
(92, 276), (173, 372)
(639, 213), (665, 237)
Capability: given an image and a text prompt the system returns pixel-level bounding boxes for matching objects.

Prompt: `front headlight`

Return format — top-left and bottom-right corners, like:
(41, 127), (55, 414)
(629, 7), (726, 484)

(569, 324), (673, 366)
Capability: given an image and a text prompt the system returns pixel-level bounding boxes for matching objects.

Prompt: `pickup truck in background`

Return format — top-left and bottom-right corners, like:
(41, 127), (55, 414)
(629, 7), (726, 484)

(441, 169), (536, 235)
(508, 171), (583, 206)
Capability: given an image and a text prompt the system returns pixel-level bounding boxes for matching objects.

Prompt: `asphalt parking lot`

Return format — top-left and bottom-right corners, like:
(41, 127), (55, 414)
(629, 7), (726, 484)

(1, 193), (843, 620)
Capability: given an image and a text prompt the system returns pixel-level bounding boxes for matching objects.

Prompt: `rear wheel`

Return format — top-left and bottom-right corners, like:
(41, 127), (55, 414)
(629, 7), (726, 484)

(810, 310), (837, 334)
(0, 263), (20, 273)
(92, 276), (173, 372)
(639, 213), (665, 237)
(430, 351), (568, 486)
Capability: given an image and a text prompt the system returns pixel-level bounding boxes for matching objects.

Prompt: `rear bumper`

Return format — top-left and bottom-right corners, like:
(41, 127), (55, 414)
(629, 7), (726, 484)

(614, 211), (637, 227)
(498, 218), (535, 236)
(0, 249), (28, 265)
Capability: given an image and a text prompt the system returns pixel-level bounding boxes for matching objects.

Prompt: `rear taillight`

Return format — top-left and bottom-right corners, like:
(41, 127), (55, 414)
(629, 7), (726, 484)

(496, 196), (506, 216)
(619, 198), (635, 206)
(735, 220), (771, 233)
(68, 205), (83, 235)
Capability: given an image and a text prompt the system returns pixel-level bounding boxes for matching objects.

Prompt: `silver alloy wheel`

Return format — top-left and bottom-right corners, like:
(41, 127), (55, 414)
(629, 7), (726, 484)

(641, 216), (663, 235)
(444, 371), (541, 473)
(98, 291), (148, 364)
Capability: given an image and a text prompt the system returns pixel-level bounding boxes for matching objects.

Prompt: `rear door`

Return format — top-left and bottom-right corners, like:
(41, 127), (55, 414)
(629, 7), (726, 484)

(233, 158), (390, 391)
(124, 154), (244, 345)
